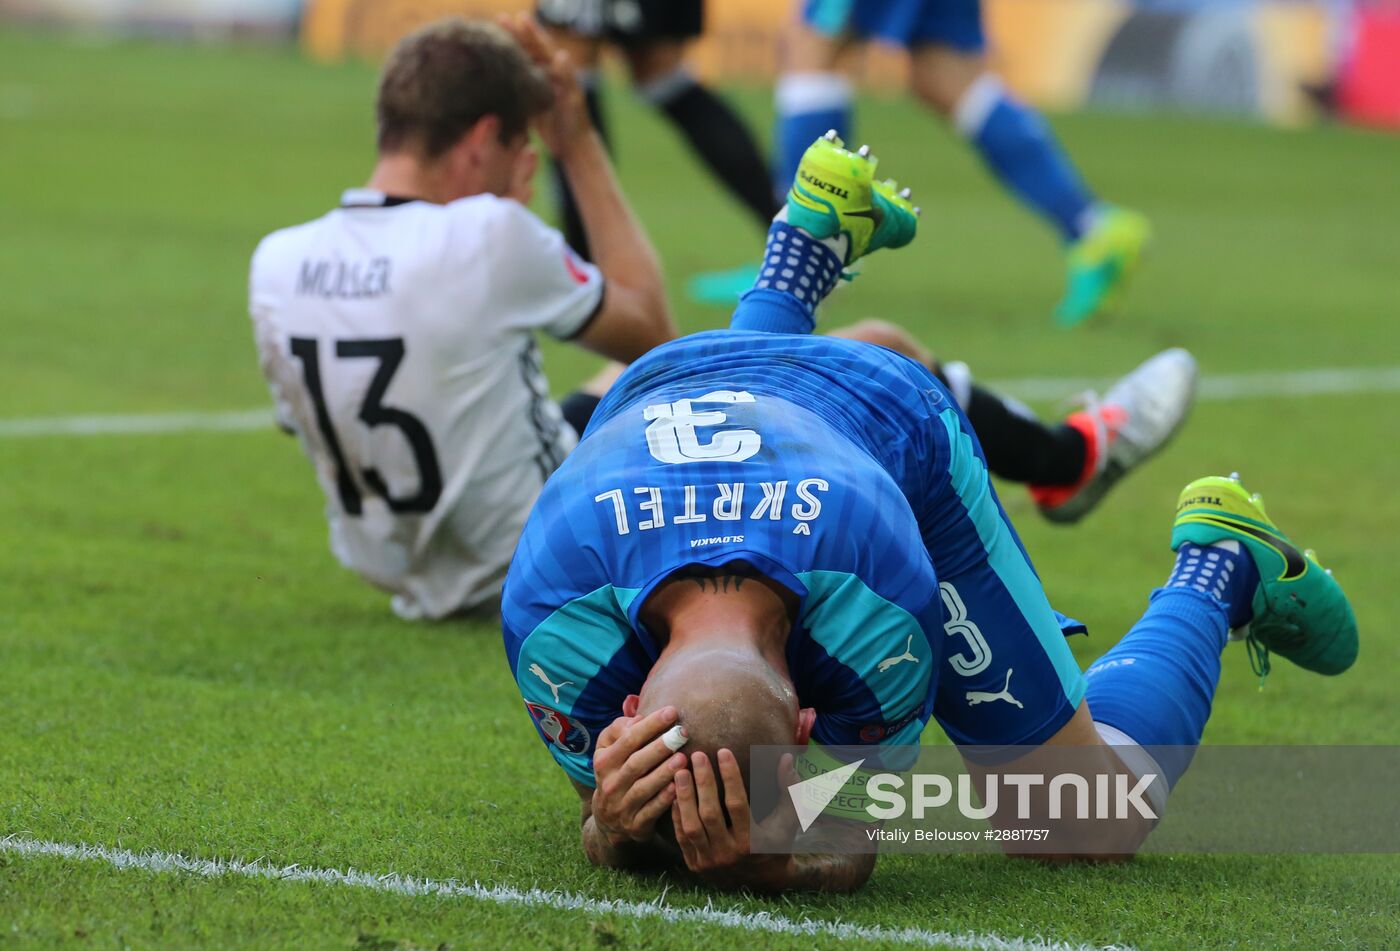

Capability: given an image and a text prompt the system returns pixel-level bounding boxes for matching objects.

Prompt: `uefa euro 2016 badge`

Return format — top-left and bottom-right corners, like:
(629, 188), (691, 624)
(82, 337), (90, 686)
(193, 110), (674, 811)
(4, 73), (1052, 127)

(858, 723), (888, 743)
(526, 702), (592, 754)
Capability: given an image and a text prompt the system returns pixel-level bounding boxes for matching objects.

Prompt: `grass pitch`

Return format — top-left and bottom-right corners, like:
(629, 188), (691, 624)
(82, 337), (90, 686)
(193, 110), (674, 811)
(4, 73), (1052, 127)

(2, 27), (1399, 949)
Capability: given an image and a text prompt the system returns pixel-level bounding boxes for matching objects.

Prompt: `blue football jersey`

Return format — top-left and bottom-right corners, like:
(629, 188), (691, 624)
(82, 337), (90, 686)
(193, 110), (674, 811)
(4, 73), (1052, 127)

(502, 331), (962, 786)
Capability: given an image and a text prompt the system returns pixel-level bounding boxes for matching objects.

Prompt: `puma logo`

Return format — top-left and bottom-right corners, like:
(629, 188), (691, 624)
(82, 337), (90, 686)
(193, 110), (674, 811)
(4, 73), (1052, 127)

(966, 669), (1024, 709)
(528, 663), (573, 704)
(877, 635), (920, 673)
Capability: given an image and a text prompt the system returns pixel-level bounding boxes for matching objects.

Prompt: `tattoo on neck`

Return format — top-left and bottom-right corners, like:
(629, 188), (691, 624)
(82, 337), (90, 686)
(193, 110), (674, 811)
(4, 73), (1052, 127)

(670, 562), (761, 594)
(689, 574), (746, 593)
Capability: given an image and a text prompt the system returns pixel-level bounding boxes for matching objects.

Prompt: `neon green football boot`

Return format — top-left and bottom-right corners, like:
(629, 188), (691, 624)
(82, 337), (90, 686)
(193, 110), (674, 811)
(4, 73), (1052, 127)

(785, 131), (919, 269)
(1054, 205), (1151, 327)
(1172, 474), (1359, 679)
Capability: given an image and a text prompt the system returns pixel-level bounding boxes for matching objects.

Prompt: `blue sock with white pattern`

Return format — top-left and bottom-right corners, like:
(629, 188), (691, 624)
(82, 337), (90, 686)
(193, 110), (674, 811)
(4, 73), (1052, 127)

(1083, 542), (1259, 785)
(729, 220), (844, 335)
(1163, 541), (1259, 629)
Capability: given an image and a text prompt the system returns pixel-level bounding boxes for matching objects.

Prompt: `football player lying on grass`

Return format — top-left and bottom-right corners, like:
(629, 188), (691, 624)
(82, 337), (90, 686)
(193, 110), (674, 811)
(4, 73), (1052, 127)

(250, 16), (1197, 622)
(501, 134), (1359, 891)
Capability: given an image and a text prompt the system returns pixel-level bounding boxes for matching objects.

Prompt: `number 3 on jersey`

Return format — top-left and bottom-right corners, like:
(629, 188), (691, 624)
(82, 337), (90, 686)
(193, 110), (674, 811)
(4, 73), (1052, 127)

(643, 390), (762, 465)
(940, 581), (992, 677)
(289, 336), (442, 516)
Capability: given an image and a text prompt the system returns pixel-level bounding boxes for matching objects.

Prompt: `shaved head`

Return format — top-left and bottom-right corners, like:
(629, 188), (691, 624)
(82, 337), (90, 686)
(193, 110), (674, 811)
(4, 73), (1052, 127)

(630, 564), (813, 828)
(638, 645), (798, 791)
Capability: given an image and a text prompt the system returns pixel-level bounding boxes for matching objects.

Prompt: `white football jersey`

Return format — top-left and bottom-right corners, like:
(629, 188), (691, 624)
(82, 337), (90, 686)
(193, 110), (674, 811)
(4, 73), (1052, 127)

(249, 189), (604, 619)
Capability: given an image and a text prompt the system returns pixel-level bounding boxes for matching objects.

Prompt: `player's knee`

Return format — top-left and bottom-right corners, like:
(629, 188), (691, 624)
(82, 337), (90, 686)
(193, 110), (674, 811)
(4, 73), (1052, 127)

(781, 22), (844, 72)
(909, 74), (951, 116)
(835, 318), (904, 349)
(910, 48), (985, 117)
(911, 71), (971, 117)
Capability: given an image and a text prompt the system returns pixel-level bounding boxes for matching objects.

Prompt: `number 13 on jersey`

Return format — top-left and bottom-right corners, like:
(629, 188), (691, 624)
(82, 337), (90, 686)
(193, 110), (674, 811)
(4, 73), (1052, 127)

(289, 336), (443, 515)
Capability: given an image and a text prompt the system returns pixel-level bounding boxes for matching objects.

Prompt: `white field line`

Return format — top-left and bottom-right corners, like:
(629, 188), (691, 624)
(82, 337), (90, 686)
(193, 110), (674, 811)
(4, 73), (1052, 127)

(2, 366), (1397, 440)
(0, 835), (1130, 951)
(0, 408), (273, 438)
(997, 365), (1400, 403)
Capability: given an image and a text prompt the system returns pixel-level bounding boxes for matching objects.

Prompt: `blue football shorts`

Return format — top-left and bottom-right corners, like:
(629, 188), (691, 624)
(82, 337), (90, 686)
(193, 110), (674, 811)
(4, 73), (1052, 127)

(803, 0), (986, 52)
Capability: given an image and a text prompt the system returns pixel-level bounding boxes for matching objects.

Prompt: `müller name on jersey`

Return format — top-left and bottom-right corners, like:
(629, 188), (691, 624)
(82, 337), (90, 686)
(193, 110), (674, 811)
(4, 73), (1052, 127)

(296, 256), (393, 300)
(592, 477), (830, 538)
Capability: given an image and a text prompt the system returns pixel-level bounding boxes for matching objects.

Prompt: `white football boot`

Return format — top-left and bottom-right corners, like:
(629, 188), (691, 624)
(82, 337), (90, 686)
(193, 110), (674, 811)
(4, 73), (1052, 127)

(1032, 348), (1199, 523)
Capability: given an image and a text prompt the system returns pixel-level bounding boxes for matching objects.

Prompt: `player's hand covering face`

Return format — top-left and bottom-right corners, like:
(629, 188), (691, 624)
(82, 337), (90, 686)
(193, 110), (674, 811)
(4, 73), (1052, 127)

(590, 707), (688, 845)
(672, 749), (802, 889)
(497, 13), (590, 160)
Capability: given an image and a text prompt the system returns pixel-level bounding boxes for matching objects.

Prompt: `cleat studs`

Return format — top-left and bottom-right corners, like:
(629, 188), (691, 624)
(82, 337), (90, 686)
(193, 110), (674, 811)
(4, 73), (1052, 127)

(898, 187), (912, 199)
(913, 206), (922, 217)
(1229, 472), (1241, 482)
(823, 129), (840, 142)
(1325, 568), (1334, 577)
(856, 144), (871, 158)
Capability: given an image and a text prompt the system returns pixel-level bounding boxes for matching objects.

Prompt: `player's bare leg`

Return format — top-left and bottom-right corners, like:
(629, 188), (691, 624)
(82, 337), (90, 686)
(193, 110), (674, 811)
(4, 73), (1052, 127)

(908, 42), (1149, 325)
(826, 319), (934, 367)
(580, 361), (625, 397)
(907, 41), (1097, 239)
(961, 702), (1157, 862)
(907, 42), (983, 117)
(781, 14), (848, 71)
(772, 20), (859, 215)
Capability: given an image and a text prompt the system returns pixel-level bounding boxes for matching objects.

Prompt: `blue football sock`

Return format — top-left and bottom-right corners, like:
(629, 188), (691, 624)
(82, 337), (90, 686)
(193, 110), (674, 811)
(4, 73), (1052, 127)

(1083, 542), (1259, 786)
(774, 72), (852, 202)
(954, 76), (1096, 242)
(1164, 542), (1259, 629)
(730, 221), (843, 335)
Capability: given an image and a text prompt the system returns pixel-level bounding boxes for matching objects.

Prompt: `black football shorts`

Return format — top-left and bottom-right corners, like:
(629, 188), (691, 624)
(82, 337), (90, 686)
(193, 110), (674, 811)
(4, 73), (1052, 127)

(537, 0), (704, 45)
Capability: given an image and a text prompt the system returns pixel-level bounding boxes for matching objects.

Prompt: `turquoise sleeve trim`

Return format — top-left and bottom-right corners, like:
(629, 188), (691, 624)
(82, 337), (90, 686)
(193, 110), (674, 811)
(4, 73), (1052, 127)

(515, 585), (638, 713)
(797, 569), (934, 724)
(516, 585), (641, 787)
